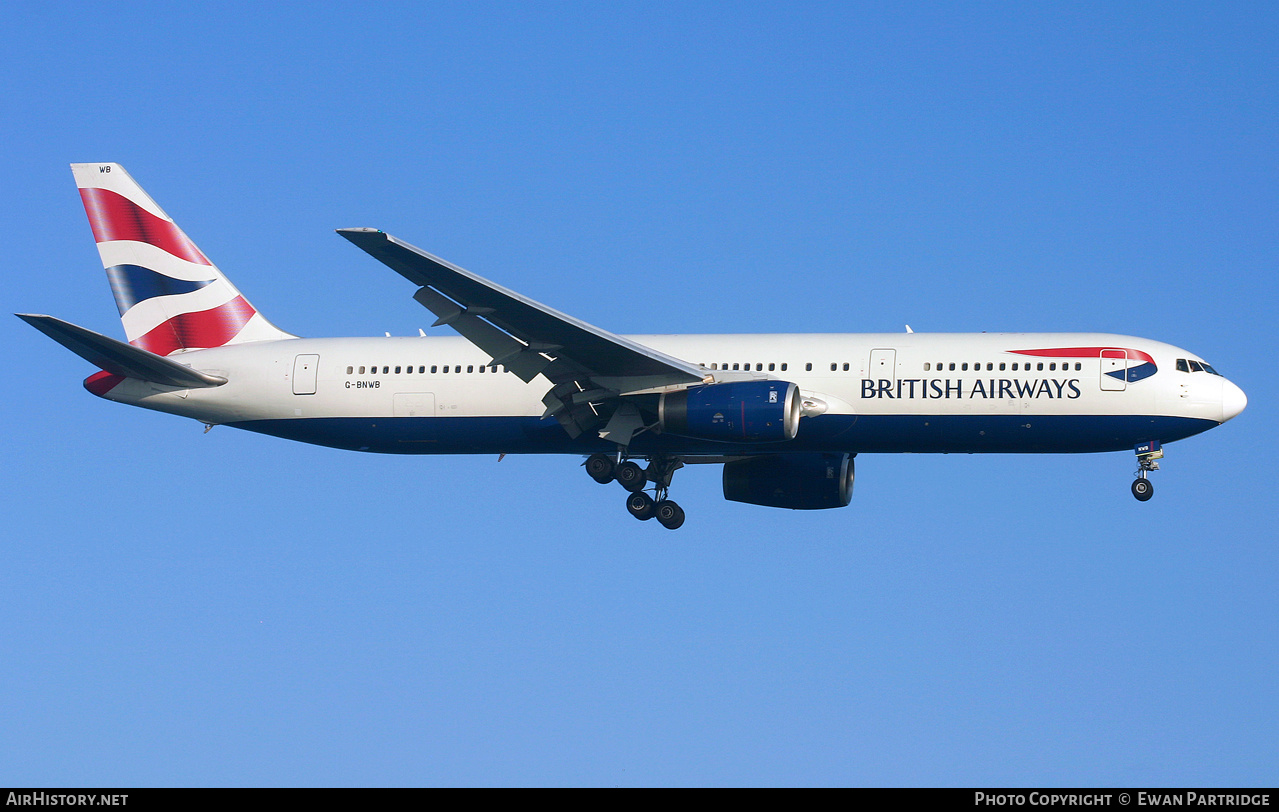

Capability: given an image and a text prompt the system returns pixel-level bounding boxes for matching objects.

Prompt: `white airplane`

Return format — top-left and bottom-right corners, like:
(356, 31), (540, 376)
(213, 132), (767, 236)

(20, 163), (1247, 529)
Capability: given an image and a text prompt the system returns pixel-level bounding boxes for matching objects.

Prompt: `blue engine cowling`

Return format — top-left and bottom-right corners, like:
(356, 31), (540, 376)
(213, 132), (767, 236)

(659, 381), (800, 443)
(722, 453), (855, 509)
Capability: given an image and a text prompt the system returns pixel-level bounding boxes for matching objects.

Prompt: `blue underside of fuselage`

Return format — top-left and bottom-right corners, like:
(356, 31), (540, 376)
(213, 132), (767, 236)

(225, 413), (1219, 456)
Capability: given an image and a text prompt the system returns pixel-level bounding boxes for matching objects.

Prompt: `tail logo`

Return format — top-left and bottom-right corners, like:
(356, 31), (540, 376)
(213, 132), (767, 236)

(73, 163), (290, 354)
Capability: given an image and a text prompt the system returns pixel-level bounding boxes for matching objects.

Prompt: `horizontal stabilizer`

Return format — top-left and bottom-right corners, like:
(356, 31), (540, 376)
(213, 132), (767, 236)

(16, 314), (227, 388)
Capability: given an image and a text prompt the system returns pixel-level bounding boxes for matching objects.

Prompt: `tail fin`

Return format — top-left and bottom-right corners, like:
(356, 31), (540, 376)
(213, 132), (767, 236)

(71, 163), (294, 355)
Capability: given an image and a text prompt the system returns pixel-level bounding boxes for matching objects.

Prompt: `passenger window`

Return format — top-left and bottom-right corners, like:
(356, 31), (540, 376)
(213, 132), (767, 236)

(455, 366), (461, 373)
(431, 366), (437, 373)
(830, 363), (837, 372)
(382, 366), (389, 374)
(1049, 363), (1056, 371)
(961, 363), (968, 371)
(768, 363), (775, 371)
(949, 363), (955, 371)
(924, 363), (931, 371)
(999, 363), (1005, 371)
(395, 366), (401, 374)
(358, 366), (365, 374)
(781, 363), (787, 371)
(442, 365), (449, 373)
(732, 363), (739, 370)
(805, 363), (812, 371)
(842, 363), (849, 371)
(468, 365), (474, 373)
(1075, 363), (1081, 371)
(1037, 363), (1043, 371)
(756, 363), (763, 371)
(987, 363), (993, 371)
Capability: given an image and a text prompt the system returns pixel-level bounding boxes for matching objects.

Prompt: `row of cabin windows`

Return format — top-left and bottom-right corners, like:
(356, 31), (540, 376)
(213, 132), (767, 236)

(345, 359), (1106, 377)
(707, 362), (790, 372)
(924, 361), (1083, 372)
(345, 364), (506, 375)
(706, 363), (868, 373)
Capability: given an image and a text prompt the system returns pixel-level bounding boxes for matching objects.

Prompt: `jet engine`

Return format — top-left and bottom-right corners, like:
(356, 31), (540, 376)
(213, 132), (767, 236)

(722, 453), (855, 509)
(658, 381), (800, 443)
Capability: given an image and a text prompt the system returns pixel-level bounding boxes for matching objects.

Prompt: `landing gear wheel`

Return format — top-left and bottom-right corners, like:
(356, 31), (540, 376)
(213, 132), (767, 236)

(655, 500), (685, 530)
(585, 454), (615, 484)
(626, 491), (656, 520)
(615, 461), (647, 493)
(1132, 478), (1154, 502)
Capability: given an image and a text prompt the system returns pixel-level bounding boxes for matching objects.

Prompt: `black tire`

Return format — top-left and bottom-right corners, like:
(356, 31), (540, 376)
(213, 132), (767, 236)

(585, 454), (615, 484)
(1132, 478), (1154, 501)
(626, 491), (656, 520)
(615, 461), (647, 493)
(655, 500), (685, 530)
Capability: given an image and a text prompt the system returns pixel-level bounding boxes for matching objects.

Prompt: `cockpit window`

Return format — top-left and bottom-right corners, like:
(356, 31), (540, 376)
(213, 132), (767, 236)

(1176, 359), (1190, 372)
(1202, 363), (1221, 376)
(1188, 360), (1204, 373)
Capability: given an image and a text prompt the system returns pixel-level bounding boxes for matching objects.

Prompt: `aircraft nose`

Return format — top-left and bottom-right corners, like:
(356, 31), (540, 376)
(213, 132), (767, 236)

(1222, 380), (1247, 422)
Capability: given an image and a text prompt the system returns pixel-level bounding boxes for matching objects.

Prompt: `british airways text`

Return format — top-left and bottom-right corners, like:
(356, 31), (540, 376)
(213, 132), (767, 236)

(861, 378), (1083, 399)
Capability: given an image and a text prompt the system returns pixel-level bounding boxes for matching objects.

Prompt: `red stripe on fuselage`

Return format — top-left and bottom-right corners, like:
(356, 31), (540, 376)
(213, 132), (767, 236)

(1010, 346), (1156, 365)
(132, 295), (257, 356)
(78, 187), (211, 266)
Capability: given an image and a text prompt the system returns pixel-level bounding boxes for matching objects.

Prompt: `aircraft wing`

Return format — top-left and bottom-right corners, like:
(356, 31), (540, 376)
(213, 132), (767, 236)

(337, 229), (708, 392)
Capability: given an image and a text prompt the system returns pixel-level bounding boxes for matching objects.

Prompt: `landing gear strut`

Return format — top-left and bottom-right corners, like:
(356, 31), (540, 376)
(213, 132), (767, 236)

(1132, 441), (1162, 502)
(584, 452), (687, 529)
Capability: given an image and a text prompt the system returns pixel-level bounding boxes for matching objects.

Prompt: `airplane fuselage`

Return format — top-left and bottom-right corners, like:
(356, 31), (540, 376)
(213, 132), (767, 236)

(88, 331), (1240, 457)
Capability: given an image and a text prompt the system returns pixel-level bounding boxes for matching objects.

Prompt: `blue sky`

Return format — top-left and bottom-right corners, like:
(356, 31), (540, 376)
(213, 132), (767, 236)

(2, 1), (1275, 786)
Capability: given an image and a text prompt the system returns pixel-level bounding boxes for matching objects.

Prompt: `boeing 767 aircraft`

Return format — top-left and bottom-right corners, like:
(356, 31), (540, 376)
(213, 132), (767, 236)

(19, 164), (1247, 529)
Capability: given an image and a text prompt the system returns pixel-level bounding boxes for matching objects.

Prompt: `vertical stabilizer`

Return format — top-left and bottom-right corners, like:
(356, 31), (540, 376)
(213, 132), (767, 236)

(71, 163), (294, 354)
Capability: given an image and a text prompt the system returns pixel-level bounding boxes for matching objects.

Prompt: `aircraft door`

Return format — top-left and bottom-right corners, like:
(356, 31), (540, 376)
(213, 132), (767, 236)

(1100, 349), (1126, 391)
(869, 349), (896, 384)
(292, 354), (319, 395)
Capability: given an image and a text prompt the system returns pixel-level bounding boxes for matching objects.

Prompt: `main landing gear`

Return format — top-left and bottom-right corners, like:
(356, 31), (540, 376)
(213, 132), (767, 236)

(1131, 441), (1163, 502)
(585, 453), (686, 529)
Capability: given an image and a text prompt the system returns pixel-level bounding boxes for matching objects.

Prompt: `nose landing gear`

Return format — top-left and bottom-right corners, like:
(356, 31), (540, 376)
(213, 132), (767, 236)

(1132, 440), (1162, 502)
(585, 452), (686, 529)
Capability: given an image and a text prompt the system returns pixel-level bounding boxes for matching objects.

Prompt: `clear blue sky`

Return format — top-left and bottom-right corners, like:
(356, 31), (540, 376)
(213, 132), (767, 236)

(3, 1), (1275, 786)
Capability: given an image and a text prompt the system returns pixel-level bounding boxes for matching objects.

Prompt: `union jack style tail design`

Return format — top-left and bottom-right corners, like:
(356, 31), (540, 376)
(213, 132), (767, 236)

(72, 163), (293, 355)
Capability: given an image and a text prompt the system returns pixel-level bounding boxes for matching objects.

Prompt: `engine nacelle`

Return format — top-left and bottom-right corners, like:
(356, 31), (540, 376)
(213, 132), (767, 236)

(722, 453), (855, 509)
(659, 380), (800, 443)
